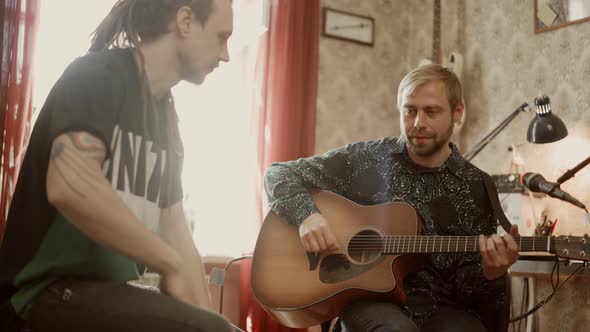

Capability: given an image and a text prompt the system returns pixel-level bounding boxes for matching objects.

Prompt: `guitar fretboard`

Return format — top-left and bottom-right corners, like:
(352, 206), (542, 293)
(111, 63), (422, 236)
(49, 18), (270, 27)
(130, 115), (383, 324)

(369, 236), (553, 254)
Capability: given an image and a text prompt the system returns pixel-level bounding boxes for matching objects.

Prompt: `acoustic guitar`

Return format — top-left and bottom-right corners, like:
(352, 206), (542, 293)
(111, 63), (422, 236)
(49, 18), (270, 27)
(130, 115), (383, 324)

(250, 190), (590, 328)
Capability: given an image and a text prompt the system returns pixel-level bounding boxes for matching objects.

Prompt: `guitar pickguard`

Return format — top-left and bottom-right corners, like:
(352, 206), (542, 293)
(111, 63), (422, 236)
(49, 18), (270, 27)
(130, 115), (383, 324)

(319, 254), (385, 283)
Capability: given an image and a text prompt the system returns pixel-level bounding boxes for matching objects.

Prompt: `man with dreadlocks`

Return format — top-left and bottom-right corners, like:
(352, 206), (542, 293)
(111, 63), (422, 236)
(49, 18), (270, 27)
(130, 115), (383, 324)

(0, 1), (236, 331)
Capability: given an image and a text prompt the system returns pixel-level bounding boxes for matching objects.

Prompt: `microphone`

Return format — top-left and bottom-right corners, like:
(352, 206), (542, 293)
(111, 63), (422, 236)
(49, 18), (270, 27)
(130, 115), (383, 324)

(522, 172), (587, 211)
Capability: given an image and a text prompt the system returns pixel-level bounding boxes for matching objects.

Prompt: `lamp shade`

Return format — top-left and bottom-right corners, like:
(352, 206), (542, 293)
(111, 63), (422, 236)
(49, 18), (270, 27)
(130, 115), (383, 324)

(527, 96), (568, 144)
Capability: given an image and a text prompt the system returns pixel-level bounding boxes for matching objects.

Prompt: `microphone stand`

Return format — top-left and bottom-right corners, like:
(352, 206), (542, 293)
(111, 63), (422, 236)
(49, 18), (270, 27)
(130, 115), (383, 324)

(555, 156), (590, 214)
(556, 156), (590, 185)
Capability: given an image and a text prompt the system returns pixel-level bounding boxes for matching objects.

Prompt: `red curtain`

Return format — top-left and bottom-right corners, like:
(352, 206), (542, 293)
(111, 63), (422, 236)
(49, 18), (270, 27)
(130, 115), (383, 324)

(0, 0), (40, 240)
(239, 0), (320, 331)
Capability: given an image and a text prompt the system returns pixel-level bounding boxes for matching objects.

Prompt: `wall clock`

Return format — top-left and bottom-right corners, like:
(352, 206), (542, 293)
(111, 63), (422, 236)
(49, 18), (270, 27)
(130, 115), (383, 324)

(322, 8), (375, 47)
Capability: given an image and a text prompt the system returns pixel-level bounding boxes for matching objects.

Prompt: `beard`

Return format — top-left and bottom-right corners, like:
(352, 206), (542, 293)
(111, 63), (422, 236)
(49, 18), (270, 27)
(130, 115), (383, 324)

(405, 119), (454, 157)
(178, 53), (206, 85)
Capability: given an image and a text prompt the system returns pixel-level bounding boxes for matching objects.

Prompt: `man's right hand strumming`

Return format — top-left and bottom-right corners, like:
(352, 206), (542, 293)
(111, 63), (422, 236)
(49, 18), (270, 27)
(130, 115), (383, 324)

(299, 213), (340, 253)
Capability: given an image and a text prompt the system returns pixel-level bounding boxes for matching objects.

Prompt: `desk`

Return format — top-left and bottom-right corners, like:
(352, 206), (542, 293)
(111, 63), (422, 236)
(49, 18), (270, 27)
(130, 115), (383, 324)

(511, 254), (589, 276)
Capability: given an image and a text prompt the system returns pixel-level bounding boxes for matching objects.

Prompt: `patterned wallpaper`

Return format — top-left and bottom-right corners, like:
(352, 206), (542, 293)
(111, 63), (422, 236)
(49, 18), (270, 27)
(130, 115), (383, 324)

(316, 1), (590, 330)
(317, 0), (590, 232)
(443, 0), (590, 237)
(317, 0), (438, 153)
(316, 0), (409, 153)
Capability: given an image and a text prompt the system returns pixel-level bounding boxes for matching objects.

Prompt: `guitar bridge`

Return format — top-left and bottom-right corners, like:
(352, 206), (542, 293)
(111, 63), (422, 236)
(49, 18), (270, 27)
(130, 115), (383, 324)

(319, 254), (384, 283)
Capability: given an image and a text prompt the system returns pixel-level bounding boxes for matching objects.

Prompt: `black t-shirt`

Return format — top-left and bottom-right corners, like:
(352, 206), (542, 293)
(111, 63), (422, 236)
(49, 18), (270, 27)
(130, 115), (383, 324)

(0, 48), (184, 316)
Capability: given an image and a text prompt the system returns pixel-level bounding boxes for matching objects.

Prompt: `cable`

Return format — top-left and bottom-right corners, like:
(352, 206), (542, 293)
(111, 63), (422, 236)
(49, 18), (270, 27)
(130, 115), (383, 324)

(522, 277), (529, 331)
(509, 257), (586, 323)
(499, 192), (512, 205)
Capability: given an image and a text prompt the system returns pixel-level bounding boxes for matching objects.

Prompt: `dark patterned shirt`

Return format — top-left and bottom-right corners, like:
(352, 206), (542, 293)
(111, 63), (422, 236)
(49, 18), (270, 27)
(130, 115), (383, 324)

(263, 137), (506, 331)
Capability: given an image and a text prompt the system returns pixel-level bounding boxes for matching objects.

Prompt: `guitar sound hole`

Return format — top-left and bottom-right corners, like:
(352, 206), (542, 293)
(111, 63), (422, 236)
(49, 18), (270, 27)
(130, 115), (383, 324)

(348, 229), (383, 264)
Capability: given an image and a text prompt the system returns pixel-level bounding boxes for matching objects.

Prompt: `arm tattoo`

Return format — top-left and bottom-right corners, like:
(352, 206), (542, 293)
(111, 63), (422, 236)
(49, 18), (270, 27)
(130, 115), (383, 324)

(50, 142), (65, 160)
(66, 132), (106, 159)
(49, 132), (107, 199)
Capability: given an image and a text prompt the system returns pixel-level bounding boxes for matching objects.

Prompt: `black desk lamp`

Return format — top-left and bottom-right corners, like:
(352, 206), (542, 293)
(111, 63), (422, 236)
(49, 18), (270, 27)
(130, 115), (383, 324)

(465, 95), (568, 161)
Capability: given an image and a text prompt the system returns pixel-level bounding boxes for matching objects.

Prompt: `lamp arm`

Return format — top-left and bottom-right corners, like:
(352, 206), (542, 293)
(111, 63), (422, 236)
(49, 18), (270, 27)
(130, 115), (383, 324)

(465, 103), (530, 162)
(556, 156), (590, 185)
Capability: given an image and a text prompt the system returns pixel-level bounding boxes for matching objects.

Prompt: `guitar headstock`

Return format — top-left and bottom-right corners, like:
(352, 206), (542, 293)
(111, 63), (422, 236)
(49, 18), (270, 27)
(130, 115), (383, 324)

(552, 234), (590, 261)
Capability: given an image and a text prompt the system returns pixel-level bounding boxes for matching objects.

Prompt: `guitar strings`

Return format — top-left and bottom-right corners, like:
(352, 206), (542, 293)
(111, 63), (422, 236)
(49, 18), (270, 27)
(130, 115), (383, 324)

(344, 235), (552, 253)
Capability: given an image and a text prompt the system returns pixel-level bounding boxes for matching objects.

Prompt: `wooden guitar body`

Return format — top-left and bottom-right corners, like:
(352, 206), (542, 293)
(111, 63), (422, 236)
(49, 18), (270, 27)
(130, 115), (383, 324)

(251, 191), (424, 327)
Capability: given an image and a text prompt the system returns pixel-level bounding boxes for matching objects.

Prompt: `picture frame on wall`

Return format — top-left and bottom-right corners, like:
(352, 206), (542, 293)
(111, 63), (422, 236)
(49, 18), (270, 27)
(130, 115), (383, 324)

(534, 0), (590, 33)
(322, 8), (375, 47)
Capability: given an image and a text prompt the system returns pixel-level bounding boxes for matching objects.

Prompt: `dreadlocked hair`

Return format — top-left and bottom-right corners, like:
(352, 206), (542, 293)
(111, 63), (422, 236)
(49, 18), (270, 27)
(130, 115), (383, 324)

(89, 0), (214, 52)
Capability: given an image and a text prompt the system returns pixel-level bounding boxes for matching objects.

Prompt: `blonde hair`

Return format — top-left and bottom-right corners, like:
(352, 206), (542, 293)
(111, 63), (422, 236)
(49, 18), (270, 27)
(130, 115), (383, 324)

(397, 64), (463, 112)
(396, 64), (463, 143)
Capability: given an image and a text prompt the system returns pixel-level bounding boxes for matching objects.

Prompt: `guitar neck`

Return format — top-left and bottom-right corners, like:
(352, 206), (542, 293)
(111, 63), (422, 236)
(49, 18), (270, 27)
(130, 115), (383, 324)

(431, 0), (441, 64)
(379, 235), (553, 254)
